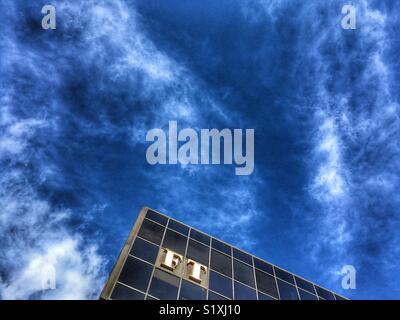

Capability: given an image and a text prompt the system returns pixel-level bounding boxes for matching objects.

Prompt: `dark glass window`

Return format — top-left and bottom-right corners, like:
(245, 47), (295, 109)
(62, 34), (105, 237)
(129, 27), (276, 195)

(315, 286), (335, 300)
(146, 295), (158, 300)
(274, 267), (295, 285)
(111, 283), (145, 300)
(335, 294), (346, 300)
(277, 279), (299, 300)
(208, 291), (228, 300)
(118, 256), (152, 292)
(298, 289), (318, 300)
(234, 281), (257, 300)
(146, 209), (168, 226)
(254, 258), (273, 275)
(190, 229), (210, 246)
(258, 292), (275, 300)
(179, 280), (207, 300)
(186, 239), (209, 266)
(233, 259), (255, 288)
(168, 219), (189, 236)
(211, 239), (231, 256)
(130, 238), (158, 264)
(210, 250), (232, 277)
(162, 229), (187, 255)
(209, 271), (232, 299)
(138, 219), (165, 245)
(255, 270), (278, 298)
(233, 248), (253, 265)
(148, 269), (179, 300)
(294, 276), (315, 294)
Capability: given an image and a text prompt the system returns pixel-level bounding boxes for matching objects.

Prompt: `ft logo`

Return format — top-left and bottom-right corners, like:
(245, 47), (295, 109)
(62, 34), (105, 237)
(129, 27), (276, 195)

(158, 248), (208, 286)
(41, 5), (56, 30)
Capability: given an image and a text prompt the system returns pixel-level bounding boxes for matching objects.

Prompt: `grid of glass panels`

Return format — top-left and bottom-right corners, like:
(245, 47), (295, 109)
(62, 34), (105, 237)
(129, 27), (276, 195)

(109, 209), (347, 300)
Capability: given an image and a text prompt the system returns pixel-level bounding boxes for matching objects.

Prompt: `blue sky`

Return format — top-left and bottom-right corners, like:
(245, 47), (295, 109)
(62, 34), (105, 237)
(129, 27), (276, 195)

(1, 0), (400, 299)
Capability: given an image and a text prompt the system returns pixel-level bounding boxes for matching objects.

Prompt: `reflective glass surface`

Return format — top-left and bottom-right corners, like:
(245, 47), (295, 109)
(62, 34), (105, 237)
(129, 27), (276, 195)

(210, 250), (232, 277)
(277, 279), (299, 300)
(162, 229), (187, 255)
(130, 237), (158, 264)
(179, 280), (207, 300)
(233, 259), (255, 288)
(295, 276), (315, 294)
(255, 269), (278, 298)
(118, 256), (152, 291)
(254, 258), (274, 275)
(211, 238), (231, 256)
(208, 291), (228, 300)
(138, 219), (165, 245)
(258, 292), (275, 300)
(234, 281), (257, 300)
(146, 210), (168, 226)
(106, 210), (346, 301)
(298, 289), (318, 300)
(111, 283), (145, 300)
(274, 267), (295, 285)
(148, 269), (179, 300)
(315, 286), (335, 300)
(168, 219), (189, 236)
(209, 270), (232, 299)
(190, 229), (210, 246)
(186, 239), (209, 266)
(232, 248), (253, 265)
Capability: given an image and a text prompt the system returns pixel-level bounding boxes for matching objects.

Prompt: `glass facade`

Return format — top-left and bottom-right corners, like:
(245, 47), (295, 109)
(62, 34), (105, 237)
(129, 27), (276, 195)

(101, 208), (347, 300)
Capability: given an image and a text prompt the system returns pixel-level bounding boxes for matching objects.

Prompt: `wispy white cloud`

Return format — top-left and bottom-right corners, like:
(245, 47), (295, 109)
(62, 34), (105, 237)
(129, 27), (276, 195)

(1, 239), (104, 300)
(288, 0), (400, 293)
(0, 0), (263, 300)
(64, 0), (264, 250)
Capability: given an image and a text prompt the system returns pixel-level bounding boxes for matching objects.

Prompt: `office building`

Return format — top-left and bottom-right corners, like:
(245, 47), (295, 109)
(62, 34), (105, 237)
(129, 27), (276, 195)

(100, 207), (347, 300)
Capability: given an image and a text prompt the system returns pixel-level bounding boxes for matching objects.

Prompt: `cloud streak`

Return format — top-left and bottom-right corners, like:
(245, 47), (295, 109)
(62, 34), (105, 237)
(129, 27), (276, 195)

(283, 0), (400, 296)
(0, 0), (263, 299)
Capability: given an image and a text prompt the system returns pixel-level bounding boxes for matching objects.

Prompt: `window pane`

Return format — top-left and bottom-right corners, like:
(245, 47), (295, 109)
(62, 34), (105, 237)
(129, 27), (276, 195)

(233, 248), (253, 265)
(315, 286), (335, 300)
(210, 250), (232, 277)
(138, 219), (165, 245)
(254, 258), (273, 275)
(146, 209), (168, 226)
(209, 271), (232, 299)
(298, 289), (318, 300)
(130, 238), (158, 264)
(294, 276), (315, 294)
(335, 294), (347, 300)
(162, 229), (187, 255)
(211, 239), (231, 256)
(179, 280), (207, 300)
(277, 279), (299, 300)
(255, 270), (278, 298)
(148, 269), (179, 300)
(258, 292), (275, 300)
(111, 283), (145, 300)
(208, 291), (228, 300)
(190, 229), (210, 246)
(234, 281), (257, 300)
(233, 260), (255, 288)
(274, 267), (295, 285)
(186, 239), (209, 266)
(118, 256), (152, 292)
(168, 219), (189, 236)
